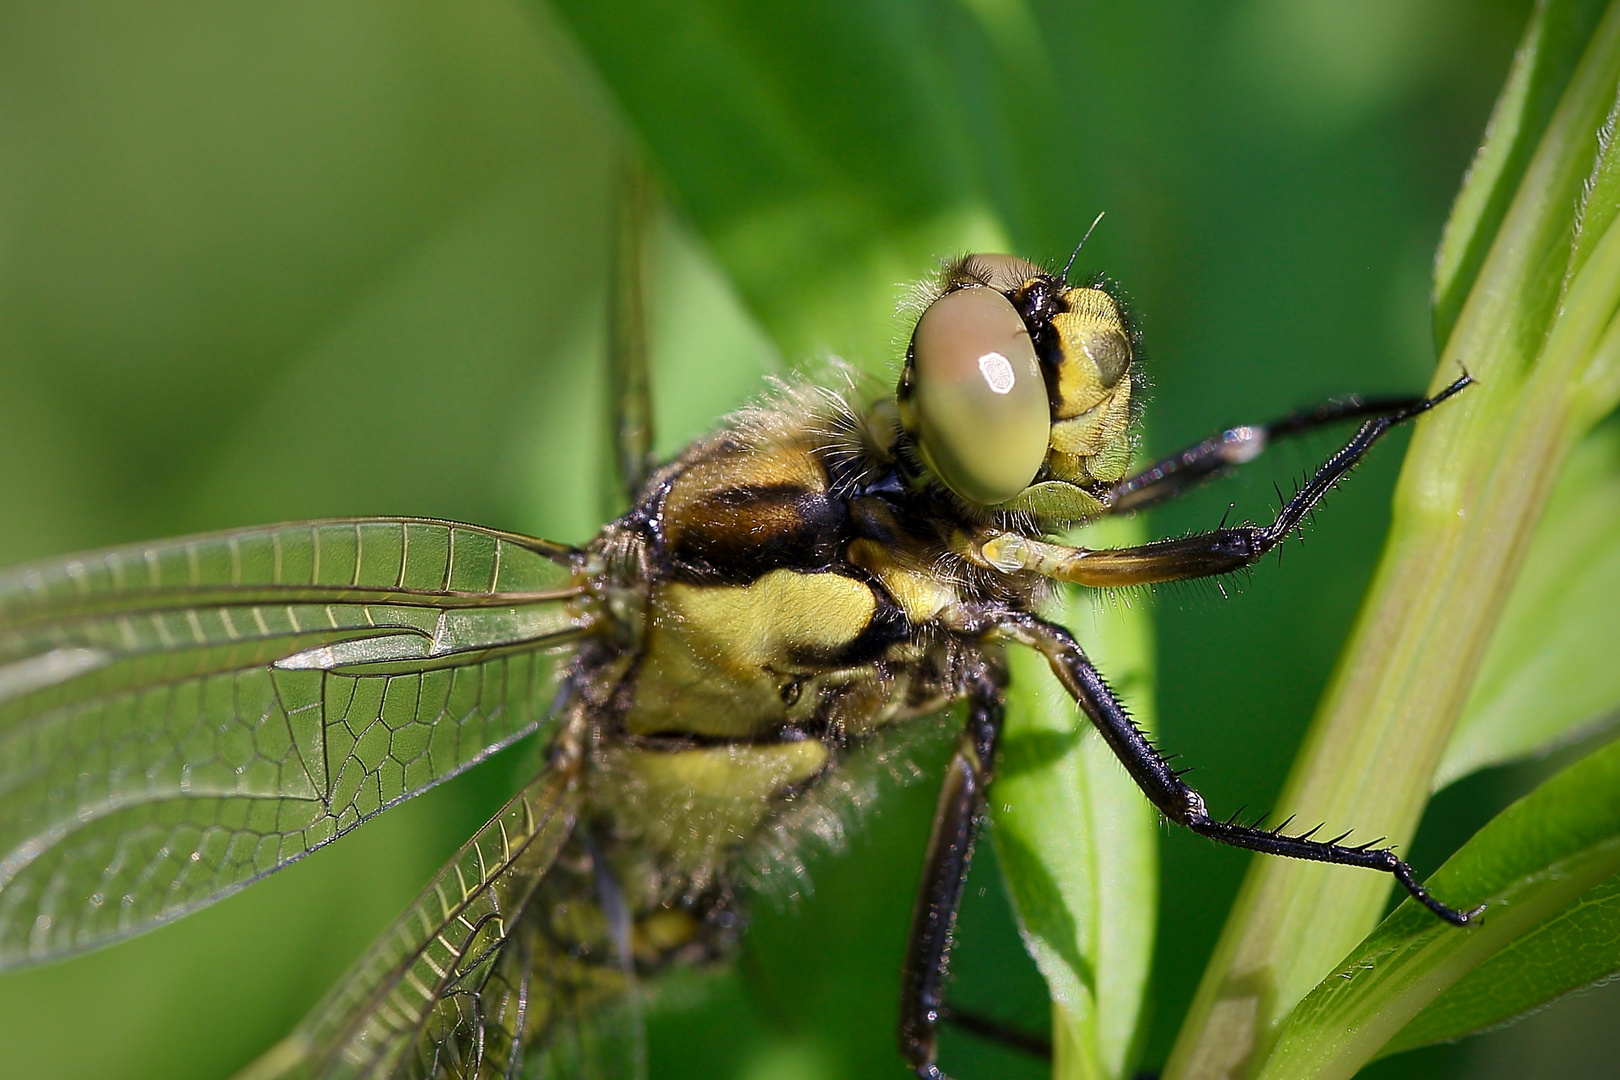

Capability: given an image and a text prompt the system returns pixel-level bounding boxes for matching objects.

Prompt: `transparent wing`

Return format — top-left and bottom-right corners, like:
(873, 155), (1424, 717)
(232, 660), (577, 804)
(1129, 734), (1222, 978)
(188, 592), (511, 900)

(434, 830), (648, 1080)
(0, 517), (602, 967)
(521, 824), (648, 1080)
(238, 760), (639, 1080)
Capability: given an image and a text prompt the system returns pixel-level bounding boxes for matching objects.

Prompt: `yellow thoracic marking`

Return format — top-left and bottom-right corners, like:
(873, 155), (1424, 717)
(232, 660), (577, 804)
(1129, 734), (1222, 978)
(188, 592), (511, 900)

(847, 538), (955, 623)
(670, 569), (875, 673)
(659, 439), (837, 564)
(625, 569), (878, 738)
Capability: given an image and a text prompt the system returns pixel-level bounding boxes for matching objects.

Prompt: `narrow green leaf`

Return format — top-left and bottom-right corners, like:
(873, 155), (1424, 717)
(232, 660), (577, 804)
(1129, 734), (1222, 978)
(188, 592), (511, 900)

(1380, 873), (1620, 1055)
(1438, 411), (1620, 788)
(1569, 74), (1620, 285)
(1435, 70), (1620, 789)
(1254, 737), (1620, 1080)
(993, 516), (1157, 1080)
(1434, 0), (1611, 350)
(1568, 86), (1620, 433)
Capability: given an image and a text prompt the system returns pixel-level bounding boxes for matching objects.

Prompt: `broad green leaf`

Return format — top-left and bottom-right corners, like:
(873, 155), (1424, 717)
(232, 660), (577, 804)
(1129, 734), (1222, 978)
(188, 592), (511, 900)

(1255, 736), (1620, 1080)
(993, 516), (1157, 1080)
(1169, 7), (1620, 1076)
(1433, 0), (1612, 349)
(1438, 411), (1620, 788)
(546, 0), (1051, 372)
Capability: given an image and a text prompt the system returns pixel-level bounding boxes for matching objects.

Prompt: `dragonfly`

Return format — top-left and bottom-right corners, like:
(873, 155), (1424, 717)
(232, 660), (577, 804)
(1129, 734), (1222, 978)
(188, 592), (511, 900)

(0, 174), (1480, 1079)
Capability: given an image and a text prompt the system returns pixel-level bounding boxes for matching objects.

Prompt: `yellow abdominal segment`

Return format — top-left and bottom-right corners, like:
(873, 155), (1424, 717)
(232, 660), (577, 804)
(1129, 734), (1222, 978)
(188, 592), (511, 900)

(597, 740), (831, 874)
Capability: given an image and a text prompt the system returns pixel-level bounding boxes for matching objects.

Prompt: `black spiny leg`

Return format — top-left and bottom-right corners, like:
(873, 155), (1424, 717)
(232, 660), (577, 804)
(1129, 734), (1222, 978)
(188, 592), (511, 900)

(996, 614), (1484, 926)
(985, 375), (1471, 588)
(1105, 391), (1450, 514)
(900, 669), (1005, 1080)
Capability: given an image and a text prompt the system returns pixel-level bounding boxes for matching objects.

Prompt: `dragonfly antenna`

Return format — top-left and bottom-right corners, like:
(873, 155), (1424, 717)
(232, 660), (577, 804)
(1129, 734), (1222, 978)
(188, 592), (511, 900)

(1062, 211), (1106, 282)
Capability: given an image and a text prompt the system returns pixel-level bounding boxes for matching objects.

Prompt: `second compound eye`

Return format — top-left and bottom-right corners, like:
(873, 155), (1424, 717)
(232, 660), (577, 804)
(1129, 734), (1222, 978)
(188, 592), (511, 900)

(907, 286), (1050, 505)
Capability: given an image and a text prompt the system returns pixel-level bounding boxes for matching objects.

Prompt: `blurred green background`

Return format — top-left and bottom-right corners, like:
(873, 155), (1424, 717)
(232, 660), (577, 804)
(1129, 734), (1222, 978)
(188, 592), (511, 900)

(1, 1), (1614, 1077)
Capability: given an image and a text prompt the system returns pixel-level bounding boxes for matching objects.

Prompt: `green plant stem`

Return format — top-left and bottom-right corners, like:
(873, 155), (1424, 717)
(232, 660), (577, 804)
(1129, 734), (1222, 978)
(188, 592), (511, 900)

(1165, 5), (1620, 1077)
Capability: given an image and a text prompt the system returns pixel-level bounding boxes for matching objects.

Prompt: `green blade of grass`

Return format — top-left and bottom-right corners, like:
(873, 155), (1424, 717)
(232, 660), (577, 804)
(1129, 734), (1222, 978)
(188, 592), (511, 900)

(1167, 6), (1620, 1077)
(993, 516), (1157, 1080)
(1437, 410), (1620, 788)
(1436, 18), (1620, 785)
(1433, 0), (1612, 350)
(1254, 737), (1620, 1080)
(1429, 9), (1620, 789)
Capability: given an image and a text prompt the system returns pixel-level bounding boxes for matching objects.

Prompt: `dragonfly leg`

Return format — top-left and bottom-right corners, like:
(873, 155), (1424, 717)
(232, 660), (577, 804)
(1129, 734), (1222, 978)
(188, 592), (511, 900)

(980, 374), (1471, 587)
(1102, 383), (1467, 514)
(996, 613), (1484, 926)
(899, 665), (1005, 1080)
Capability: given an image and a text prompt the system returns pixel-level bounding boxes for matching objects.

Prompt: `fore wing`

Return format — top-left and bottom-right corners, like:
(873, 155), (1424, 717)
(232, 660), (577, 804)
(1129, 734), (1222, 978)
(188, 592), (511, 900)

(0, 517), (602, 967)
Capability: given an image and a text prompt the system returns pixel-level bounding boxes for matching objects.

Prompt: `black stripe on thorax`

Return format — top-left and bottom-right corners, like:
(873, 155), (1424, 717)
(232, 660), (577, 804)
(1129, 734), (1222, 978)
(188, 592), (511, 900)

(831, 597), (911, 666)
(663, 482), (850, 584)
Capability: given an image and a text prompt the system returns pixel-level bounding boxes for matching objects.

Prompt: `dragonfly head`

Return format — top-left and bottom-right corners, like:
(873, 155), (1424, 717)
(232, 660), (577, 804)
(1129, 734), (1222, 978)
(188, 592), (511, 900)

(895, 253), (1138, 521)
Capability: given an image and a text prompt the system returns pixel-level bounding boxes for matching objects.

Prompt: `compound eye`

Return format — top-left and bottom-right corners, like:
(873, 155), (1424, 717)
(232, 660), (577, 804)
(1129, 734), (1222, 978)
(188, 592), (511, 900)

(909, 286), (1050, 504)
